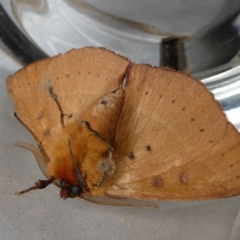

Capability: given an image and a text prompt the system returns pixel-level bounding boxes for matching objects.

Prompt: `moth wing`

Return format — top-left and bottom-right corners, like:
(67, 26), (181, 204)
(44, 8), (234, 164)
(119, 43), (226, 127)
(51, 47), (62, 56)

(7, 47), (130, 162)
(106, 64), (240, 200)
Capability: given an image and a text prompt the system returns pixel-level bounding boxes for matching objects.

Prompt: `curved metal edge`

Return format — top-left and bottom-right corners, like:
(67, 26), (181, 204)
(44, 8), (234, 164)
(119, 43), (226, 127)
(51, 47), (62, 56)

(0, 3), (48, 65)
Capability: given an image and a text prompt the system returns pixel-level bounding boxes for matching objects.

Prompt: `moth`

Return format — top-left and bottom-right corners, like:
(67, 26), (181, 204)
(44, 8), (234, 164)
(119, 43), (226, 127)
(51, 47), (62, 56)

(7, 47), (240, 207)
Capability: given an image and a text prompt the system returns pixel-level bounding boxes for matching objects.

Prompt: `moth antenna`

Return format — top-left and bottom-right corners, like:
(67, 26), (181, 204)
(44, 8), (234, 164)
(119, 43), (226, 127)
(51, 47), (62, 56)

(45, 80), (65, 128)
(15, 177), (55, 196)
(13, 113), (51, 163)
(67, 139), (89, 191)
(81, 121), (113, 151)
(38, 144), (51, 163)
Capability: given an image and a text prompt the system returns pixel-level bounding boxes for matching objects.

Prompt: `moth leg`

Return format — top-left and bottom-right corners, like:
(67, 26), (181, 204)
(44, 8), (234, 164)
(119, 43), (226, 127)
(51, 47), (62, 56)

(13, 113), (51, 163)
(47, 85), (65, 128)
(67, 139), (90, 191)
(16, 177), (55, 195)
(81, 121), (113, 151)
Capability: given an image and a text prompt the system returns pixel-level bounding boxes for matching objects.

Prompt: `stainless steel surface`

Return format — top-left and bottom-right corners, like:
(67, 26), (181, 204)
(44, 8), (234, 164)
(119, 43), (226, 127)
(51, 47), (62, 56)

(5, 0), (240, 71)
(2, 0), (240, 72)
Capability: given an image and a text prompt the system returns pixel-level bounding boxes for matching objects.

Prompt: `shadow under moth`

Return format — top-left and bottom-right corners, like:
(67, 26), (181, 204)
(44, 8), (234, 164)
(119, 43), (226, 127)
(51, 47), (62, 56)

(6, 47), (240, 207)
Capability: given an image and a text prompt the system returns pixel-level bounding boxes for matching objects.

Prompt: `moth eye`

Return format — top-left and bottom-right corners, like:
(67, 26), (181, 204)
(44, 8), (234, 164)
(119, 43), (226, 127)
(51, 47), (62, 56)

(60, 179), (66, 187)
(71, 185), (82, 196)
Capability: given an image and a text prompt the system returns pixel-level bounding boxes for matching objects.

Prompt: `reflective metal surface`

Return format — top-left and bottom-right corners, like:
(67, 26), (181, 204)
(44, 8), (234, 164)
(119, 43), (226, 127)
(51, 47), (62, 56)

(0, 0), (240, 129)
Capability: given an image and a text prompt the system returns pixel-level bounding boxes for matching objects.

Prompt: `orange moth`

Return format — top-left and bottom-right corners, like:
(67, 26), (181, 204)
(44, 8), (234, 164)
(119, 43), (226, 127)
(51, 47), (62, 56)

(6, 47), (240, 206)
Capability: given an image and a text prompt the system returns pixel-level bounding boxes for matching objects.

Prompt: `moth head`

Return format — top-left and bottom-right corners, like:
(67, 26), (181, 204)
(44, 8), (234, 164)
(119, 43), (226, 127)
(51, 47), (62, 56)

(59, 179), (83, 199)
(13, 142), (83, 199)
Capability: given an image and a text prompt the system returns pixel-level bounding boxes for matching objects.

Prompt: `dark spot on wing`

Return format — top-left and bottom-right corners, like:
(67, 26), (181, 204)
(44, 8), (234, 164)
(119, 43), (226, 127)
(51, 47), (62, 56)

(128, 152), (135, 160)
(146, 145), (151, 151)
(153, 176), (164, 187)
(43, 129), (51, 136)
